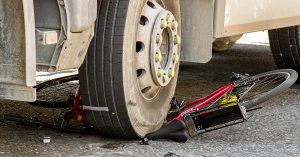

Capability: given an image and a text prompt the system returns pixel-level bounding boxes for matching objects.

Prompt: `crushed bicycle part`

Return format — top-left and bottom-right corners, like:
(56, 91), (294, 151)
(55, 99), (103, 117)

(31, 74), (92, 124)
(184, 104), (247, 136)
(29, 74), (79, 108)
(7, 77), (91, 134)
(3, 114), (88, 133)
(144, 103), (247, 142)
(144, 70), (295, 143)
(72, 87), (88, 124)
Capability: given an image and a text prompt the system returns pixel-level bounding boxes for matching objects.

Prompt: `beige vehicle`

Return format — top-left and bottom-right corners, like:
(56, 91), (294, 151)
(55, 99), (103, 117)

(1, 0), (300, 139)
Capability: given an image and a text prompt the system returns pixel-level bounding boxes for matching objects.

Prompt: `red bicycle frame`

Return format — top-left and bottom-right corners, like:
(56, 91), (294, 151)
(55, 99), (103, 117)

(175, 84), (234, 120)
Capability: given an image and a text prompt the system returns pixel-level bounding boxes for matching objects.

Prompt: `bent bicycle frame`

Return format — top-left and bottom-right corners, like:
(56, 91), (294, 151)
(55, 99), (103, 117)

(175, 84), (235, 120)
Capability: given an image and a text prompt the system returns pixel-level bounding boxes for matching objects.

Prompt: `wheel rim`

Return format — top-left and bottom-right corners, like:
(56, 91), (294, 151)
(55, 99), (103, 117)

(235, 72), (290, 108)
(136, 1), (180, 100)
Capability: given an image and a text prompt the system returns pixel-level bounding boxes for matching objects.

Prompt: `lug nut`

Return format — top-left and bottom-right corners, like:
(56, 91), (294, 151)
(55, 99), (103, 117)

(166, 14), (173, 24)
(156, 34), (163, 44)
(174, 35), (181, 45)
(157, 69), (164, 78)
(173, 54), (180, 64)
(160, 18), (168, 29)
(168, 69), (175, 78)
(172, 21), (178, 30)
(155, 50), (162, 63)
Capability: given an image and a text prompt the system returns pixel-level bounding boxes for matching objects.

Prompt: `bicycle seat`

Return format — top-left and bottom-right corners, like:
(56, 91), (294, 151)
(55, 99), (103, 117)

(145, 119), (189, 142)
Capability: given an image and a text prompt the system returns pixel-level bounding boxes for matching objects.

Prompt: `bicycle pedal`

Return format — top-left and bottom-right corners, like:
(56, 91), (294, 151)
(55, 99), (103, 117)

(186, 104), (248, 135)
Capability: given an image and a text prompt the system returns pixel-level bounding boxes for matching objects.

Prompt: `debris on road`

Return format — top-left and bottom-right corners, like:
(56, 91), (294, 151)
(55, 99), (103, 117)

(164, 152), (180, 157)
(139, 138), (149, 145)
(43, 137), (51, 144)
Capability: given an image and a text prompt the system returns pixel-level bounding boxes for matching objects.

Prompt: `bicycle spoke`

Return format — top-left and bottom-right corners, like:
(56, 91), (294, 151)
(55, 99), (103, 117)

(250, 74), (284, 92)
(242, 76), (285, 101)
(252, 77), (284, 94)
(237, 83), (256, 101)
(233, 71), (293, 109)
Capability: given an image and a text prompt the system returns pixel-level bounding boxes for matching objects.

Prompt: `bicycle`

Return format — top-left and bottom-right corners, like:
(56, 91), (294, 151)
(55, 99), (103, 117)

(143, 69), (298, 143)
(29, 74), (79, 108)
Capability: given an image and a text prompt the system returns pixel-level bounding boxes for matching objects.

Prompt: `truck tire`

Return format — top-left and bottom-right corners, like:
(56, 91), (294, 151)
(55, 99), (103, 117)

(269, 26), (300, 73)
(79, 0), (181, 138)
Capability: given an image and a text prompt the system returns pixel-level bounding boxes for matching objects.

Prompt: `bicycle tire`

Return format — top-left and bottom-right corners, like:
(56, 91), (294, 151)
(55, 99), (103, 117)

(29, 74), (79, 108)
(34, 75), (78, 90)
(234, 69), (298, 110)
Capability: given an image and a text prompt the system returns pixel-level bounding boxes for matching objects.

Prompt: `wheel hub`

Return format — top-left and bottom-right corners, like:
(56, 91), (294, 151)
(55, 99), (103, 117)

(150, 10), (180, 86)
(136, 1), (180, 99)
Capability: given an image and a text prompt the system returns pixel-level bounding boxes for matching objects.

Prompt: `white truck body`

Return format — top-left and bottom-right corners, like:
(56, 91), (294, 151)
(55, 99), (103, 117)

(215, 0), (300, 37)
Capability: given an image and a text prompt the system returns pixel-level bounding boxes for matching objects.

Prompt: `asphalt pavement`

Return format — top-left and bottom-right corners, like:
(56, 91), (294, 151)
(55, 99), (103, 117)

(0, 32), (299, 157)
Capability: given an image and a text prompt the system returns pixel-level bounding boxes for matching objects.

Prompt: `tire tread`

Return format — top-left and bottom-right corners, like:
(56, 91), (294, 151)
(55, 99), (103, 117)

(79, 0), (138, 138)
(269, 26), (300, 72)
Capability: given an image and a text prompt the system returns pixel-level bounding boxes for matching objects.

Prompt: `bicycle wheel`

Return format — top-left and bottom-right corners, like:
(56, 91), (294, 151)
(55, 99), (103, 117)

(29, 75), (79, 108)
(234, 69), (298, 110)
